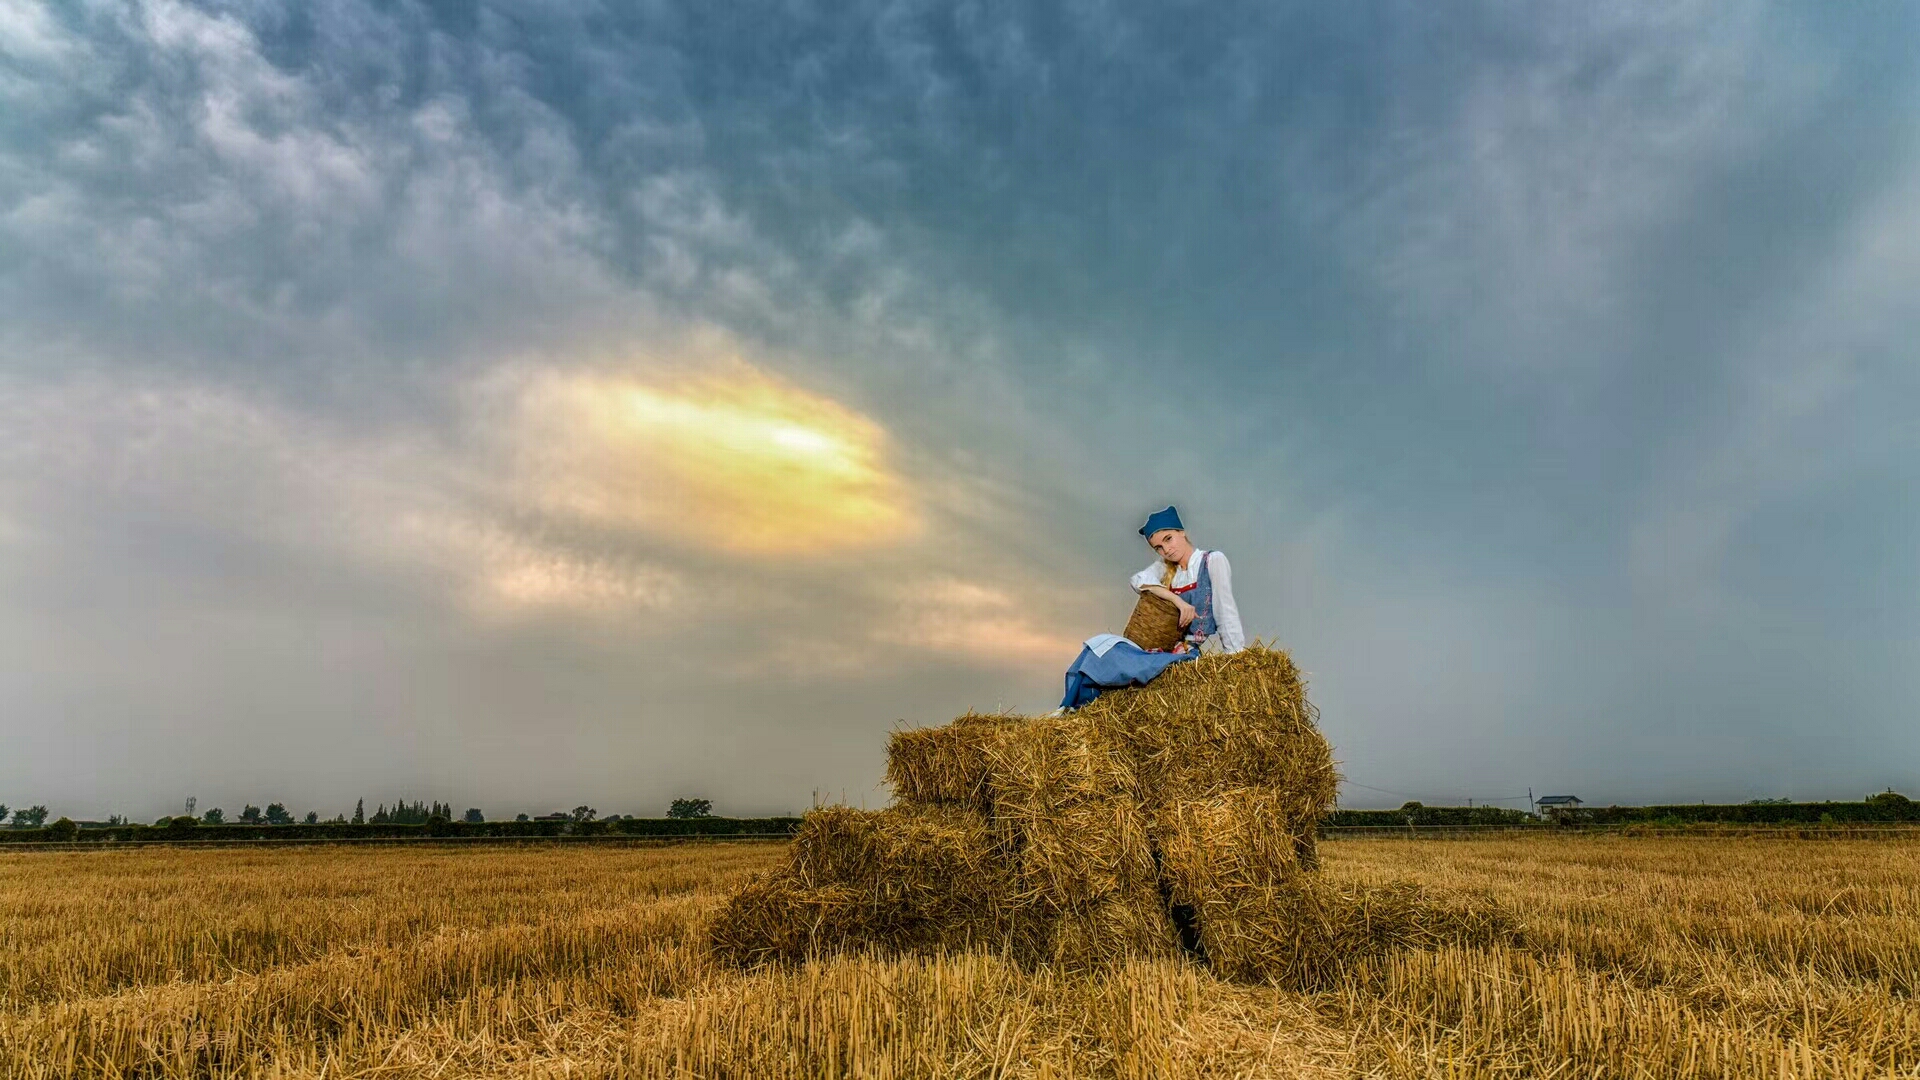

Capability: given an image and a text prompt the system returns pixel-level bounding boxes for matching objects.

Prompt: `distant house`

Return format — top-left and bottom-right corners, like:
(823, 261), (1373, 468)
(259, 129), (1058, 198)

(1535, 795), (1583, 814)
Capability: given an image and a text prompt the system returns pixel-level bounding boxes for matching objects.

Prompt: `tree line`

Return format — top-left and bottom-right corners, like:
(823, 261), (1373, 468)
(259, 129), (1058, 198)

(0, 815), (798, 845)
(1325, 791), (1917, 828)
(1, 795), (720, 832)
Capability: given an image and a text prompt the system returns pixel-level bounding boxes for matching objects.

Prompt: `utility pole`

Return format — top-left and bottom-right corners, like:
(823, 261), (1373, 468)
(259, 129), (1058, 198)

(1527, 788), (1534, 816)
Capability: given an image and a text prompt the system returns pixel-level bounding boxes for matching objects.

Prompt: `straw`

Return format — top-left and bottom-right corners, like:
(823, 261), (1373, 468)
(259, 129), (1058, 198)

(884, 712), (1025, 810)
(710, 645), (1509, 983)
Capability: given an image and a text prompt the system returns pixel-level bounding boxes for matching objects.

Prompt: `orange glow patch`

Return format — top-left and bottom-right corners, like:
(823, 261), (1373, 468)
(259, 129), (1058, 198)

(509, 367), (919, 555)
(889, 578), (1084, 671)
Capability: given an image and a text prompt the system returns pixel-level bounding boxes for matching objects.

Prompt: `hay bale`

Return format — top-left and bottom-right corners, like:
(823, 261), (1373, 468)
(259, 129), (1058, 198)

(1074, 648), (1341, 979)
(982, 712), (1161, 909)
(978, 712), (1185, 970)
(1154, 788), (1307, 908)
(1122, 590), (1184, 651)
(1085, 647), (1337, 819)
(710, 644), (1477, 984)
(788, 804), (1008, 907)
(708, 874), (1006, 966)
(715, 708), (1189, 973)
(884, 712), (1024, 809)
(1038, 889), (1183, 972)
(708, 877), (869, 966)
(709, 804), (1017, 966)
(1189, 876), (1519, 987)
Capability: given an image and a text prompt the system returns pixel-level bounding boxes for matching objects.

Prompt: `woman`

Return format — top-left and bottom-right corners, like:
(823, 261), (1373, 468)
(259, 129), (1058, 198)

(1130, 505), (1245, 655)
(1057, 506), (1245, 710)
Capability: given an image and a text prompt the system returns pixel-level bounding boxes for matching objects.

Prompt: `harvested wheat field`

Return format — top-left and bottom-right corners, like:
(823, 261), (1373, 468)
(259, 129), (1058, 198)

(4, 836), (1919, 1078)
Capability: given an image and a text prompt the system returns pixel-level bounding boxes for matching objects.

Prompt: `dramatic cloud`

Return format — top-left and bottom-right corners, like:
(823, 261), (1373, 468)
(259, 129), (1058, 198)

(2, 0), (1916, 819)
(493, 364), (919, 558)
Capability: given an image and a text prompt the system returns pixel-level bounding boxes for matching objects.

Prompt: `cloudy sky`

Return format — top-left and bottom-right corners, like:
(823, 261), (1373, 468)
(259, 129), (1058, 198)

(3, 1), (1916, 821)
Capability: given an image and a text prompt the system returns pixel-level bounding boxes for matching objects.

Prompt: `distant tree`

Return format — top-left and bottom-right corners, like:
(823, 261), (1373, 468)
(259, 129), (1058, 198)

(370, 799), (437, 825)
(165, 814), (197, 833)
(202, 807), (224, 825)
(463, 808), (485, 824)
(667, 798), (712, 820)
(426, 813), (451, 836)
(0, 805), (8, 827)
(303, 810), (319, 825)
(184, 797), (196, 819)
(264, 803), (294, 825)
(352, 799), (365, 825)
(1867, 790), (1911, 806)
(107, 814), (125, 826)
(570, 805), (597, 824)
(1399, 802), (1424, 812)
(48, 817), (78, 841)
(515, 813), (530, 822)
(12, 806), (48, 828)
(238, 805), (263, 825)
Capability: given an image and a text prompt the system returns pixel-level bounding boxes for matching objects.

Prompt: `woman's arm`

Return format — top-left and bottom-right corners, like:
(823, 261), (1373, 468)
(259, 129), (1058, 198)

(1133, 561), (1195, 626)
(1137, 583), (1196, 627)
(1207, 551), (1245, 652)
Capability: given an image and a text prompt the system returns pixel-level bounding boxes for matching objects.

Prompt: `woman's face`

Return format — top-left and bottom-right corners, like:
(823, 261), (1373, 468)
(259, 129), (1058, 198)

(1149, 528), (1193, 564)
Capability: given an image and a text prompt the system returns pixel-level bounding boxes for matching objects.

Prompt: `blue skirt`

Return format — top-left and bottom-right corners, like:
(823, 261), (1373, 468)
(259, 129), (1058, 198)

(1060, 638), (1196, 709)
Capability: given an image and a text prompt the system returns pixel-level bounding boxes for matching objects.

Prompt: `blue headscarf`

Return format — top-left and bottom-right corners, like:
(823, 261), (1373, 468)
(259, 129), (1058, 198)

(1138, 505), (1184, 537)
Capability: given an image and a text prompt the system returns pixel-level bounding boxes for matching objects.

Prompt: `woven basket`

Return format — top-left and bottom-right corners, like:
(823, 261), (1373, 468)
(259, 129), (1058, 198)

(1123, 591), (1184, 652)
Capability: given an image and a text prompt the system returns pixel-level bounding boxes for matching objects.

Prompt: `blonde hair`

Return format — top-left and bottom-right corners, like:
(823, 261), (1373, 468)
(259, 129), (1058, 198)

(1156, 530), (1188, 588)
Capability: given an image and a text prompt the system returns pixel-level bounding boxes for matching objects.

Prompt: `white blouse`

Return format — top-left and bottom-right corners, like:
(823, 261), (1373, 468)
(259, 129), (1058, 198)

(1130, 550), (1245, 653)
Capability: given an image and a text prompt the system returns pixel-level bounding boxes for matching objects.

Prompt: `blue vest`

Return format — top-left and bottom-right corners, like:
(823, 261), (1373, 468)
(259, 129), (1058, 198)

(1170, 551), (1216, 644)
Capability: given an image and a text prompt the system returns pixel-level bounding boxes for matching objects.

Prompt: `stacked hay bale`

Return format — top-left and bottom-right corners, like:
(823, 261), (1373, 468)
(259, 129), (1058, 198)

(977, 711), (1181, 968)
(710, 646), (1506, 982)
(880, 711), (1018, 812)
(708, 804), (1016, 965)
(1080, 649), (1339, 979)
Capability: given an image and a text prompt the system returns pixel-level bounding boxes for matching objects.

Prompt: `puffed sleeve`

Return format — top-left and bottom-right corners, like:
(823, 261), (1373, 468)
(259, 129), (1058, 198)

(1129, 562), (1163, 592)
(1206, 551), (1245, 653)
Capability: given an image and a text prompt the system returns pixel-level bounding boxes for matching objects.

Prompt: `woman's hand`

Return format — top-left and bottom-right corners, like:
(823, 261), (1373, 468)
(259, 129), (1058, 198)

(1140, 583), (1198, 627)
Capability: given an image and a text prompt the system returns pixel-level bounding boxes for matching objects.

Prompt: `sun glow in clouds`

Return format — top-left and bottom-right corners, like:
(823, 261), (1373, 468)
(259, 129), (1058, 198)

(507, 366), (920, 555)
